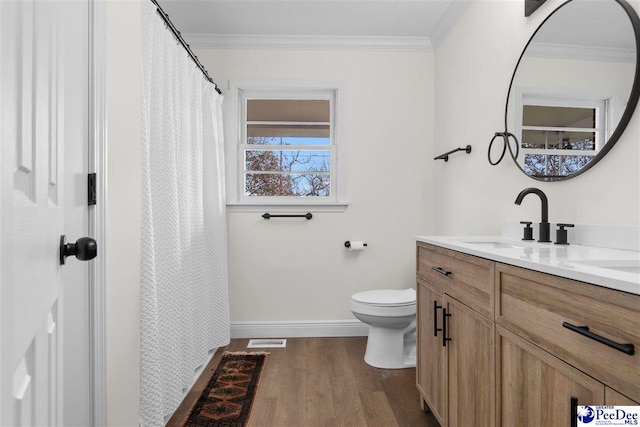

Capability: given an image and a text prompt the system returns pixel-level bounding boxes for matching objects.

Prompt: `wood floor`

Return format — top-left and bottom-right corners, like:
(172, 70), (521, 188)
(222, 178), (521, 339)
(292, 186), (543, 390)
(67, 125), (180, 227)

(167, 337), (440, 427)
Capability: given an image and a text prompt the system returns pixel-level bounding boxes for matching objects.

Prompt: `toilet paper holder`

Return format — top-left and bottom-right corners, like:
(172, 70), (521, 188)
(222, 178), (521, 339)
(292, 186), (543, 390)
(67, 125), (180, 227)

(344, 241), (368, 248)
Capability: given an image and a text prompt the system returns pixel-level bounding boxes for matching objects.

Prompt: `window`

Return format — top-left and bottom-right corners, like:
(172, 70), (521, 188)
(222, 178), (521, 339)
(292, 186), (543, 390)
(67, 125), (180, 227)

(243, 97), (332, 197)
(516, 92), (610, 177)
(229, 82), (343, 207)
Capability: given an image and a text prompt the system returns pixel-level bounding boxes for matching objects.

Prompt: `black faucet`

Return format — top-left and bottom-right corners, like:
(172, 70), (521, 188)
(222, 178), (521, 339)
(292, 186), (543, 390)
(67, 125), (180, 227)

(515, 188), (551, 243)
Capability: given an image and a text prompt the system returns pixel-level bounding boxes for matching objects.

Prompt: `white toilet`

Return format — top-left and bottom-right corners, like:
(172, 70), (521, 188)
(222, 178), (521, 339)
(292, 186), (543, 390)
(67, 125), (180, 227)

(350, 288), (417, 369)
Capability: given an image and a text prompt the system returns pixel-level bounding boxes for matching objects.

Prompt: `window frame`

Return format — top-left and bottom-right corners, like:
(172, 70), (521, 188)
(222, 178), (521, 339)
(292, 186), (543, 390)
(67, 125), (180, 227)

(514, 87), (615, 177)
(226, 80), (346, 211)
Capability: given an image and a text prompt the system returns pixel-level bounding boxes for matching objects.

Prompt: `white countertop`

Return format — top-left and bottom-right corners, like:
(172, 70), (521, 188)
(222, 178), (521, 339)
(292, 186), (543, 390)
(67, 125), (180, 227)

(416, 235), (640, 295)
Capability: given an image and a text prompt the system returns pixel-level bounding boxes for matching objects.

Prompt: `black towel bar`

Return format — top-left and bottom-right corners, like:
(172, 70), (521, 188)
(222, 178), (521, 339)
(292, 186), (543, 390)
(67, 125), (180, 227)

(262, 213), (313, 220)
(434, 145), (472, 162)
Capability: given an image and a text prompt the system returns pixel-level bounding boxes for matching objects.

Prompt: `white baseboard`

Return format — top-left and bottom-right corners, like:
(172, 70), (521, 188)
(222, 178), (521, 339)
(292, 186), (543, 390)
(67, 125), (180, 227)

(230, 320), (369, 339)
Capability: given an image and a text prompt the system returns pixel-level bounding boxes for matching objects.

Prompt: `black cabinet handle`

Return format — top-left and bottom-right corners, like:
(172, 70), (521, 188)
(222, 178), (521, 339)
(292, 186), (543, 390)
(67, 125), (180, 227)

(562, 322), (635, 355)
(431, 267), (452, 276)
(442, 308), (452, 347)
(433, 300), (443, 337)
(570, 396), (578, 427)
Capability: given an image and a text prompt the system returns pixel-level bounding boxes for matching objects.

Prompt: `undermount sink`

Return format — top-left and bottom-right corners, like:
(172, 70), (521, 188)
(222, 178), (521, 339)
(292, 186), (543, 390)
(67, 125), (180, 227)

(569, 259), (640, 274)
(462, 241), (527, 249)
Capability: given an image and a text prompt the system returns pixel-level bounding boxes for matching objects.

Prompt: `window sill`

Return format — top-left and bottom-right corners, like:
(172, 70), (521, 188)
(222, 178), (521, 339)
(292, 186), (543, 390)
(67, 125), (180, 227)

(226, 202), (349, 213)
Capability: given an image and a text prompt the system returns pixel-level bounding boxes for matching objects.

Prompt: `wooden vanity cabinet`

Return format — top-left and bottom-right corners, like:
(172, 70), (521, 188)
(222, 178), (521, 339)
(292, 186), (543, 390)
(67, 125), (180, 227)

(416, 243), (495, 427)
(416, 241), (640, 427)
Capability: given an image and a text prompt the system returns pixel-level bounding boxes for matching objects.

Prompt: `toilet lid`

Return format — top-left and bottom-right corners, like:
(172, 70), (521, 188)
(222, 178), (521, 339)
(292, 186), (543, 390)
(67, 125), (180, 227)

(351, 288), (416, 306)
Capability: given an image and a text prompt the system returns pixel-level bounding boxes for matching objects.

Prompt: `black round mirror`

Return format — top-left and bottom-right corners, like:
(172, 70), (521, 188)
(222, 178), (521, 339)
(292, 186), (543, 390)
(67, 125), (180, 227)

(505, 0), (640, 181)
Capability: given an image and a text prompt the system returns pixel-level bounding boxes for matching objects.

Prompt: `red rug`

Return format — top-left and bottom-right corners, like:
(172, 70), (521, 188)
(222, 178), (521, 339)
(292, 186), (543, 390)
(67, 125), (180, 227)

(182, 352), (268, 427)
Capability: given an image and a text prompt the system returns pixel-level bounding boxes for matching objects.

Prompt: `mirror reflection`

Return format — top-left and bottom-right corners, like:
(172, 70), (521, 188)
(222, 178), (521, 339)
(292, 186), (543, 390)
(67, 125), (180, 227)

(506, 0), (638, 180)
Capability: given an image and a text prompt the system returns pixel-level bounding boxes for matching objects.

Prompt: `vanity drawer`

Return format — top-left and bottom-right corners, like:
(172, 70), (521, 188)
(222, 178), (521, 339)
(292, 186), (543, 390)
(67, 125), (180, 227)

(417, 243), (494, 319)
(496, 263), (640, 401)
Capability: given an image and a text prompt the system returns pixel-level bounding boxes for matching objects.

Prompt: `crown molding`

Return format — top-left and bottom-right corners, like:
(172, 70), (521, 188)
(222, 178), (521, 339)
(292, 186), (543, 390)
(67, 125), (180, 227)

(184, 33), (433, 51)
(430, 0), (472, 48)
(527, 42), (636, 63)
(181, 0), (474, 52)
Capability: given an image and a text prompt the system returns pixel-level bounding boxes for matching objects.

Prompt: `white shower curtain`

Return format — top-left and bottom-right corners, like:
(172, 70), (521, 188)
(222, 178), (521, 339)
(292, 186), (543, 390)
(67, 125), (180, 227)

(140, 1), (230, 425)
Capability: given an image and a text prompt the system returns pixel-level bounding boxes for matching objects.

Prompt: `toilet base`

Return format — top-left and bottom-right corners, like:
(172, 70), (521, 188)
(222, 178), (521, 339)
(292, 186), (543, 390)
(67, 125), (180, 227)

(363, 321), (416, 369)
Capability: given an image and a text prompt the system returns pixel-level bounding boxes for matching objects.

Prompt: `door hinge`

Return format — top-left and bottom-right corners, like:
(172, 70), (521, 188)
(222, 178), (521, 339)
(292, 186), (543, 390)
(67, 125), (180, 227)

(88, 173), (97, 206)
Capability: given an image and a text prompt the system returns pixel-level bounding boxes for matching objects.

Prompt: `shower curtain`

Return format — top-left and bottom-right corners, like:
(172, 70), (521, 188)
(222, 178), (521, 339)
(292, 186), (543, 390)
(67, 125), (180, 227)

(140, 1), (230, 425)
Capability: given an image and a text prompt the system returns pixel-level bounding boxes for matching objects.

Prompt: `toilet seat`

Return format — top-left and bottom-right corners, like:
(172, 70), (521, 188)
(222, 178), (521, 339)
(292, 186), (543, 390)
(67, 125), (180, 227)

(351, 289), (416, 307)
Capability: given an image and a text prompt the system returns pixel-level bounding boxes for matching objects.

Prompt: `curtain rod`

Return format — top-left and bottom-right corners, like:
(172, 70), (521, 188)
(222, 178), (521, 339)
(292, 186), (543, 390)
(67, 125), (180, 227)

(149, 0), (222, 95)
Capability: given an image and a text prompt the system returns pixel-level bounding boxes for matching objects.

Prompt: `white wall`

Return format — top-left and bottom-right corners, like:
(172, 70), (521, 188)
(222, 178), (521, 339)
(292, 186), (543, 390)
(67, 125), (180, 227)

(105, 1), (141, 425)
(196, 49), (434, 322)
(433, 0), (640, 235)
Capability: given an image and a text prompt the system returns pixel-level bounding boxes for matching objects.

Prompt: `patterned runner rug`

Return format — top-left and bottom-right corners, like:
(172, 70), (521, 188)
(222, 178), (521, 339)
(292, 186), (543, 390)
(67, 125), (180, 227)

(182, 351), (268, 426)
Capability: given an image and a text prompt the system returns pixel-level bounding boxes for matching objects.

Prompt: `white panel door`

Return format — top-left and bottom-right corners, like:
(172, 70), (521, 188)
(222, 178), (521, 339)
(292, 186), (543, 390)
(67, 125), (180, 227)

(0, 0), (92, 425)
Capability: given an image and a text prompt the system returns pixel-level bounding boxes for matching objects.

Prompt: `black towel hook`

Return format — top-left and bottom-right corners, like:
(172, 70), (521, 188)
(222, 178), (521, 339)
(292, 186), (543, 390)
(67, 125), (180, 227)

(434, 145), (472, 162)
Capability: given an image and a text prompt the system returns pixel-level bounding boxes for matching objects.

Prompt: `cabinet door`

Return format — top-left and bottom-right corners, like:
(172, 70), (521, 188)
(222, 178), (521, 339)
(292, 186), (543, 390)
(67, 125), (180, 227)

(416, 278), (446, 425)
(444, 296), (495, 427)
(605, 388), (640, 406)
(497, 325), (605, 427)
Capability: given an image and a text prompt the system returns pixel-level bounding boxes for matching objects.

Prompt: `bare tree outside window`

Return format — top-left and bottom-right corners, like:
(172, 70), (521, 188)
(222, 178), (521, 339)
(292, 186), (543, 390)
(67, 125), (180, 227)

(245, 136), (330, 196)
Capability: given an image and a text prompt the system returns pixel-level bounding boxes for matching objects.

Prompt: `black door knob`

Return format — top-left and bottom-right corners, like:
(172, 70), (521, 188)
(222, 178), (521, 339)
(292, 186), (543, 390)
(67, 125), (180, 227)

(60, 235), (97, 265)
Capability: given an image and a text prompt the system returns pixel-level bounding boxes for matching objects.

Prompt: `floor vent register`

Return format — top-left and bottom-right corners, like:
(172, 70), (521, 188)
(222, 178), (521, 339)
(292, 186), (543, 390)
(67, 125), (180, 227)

(247, 339), (287, 348)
